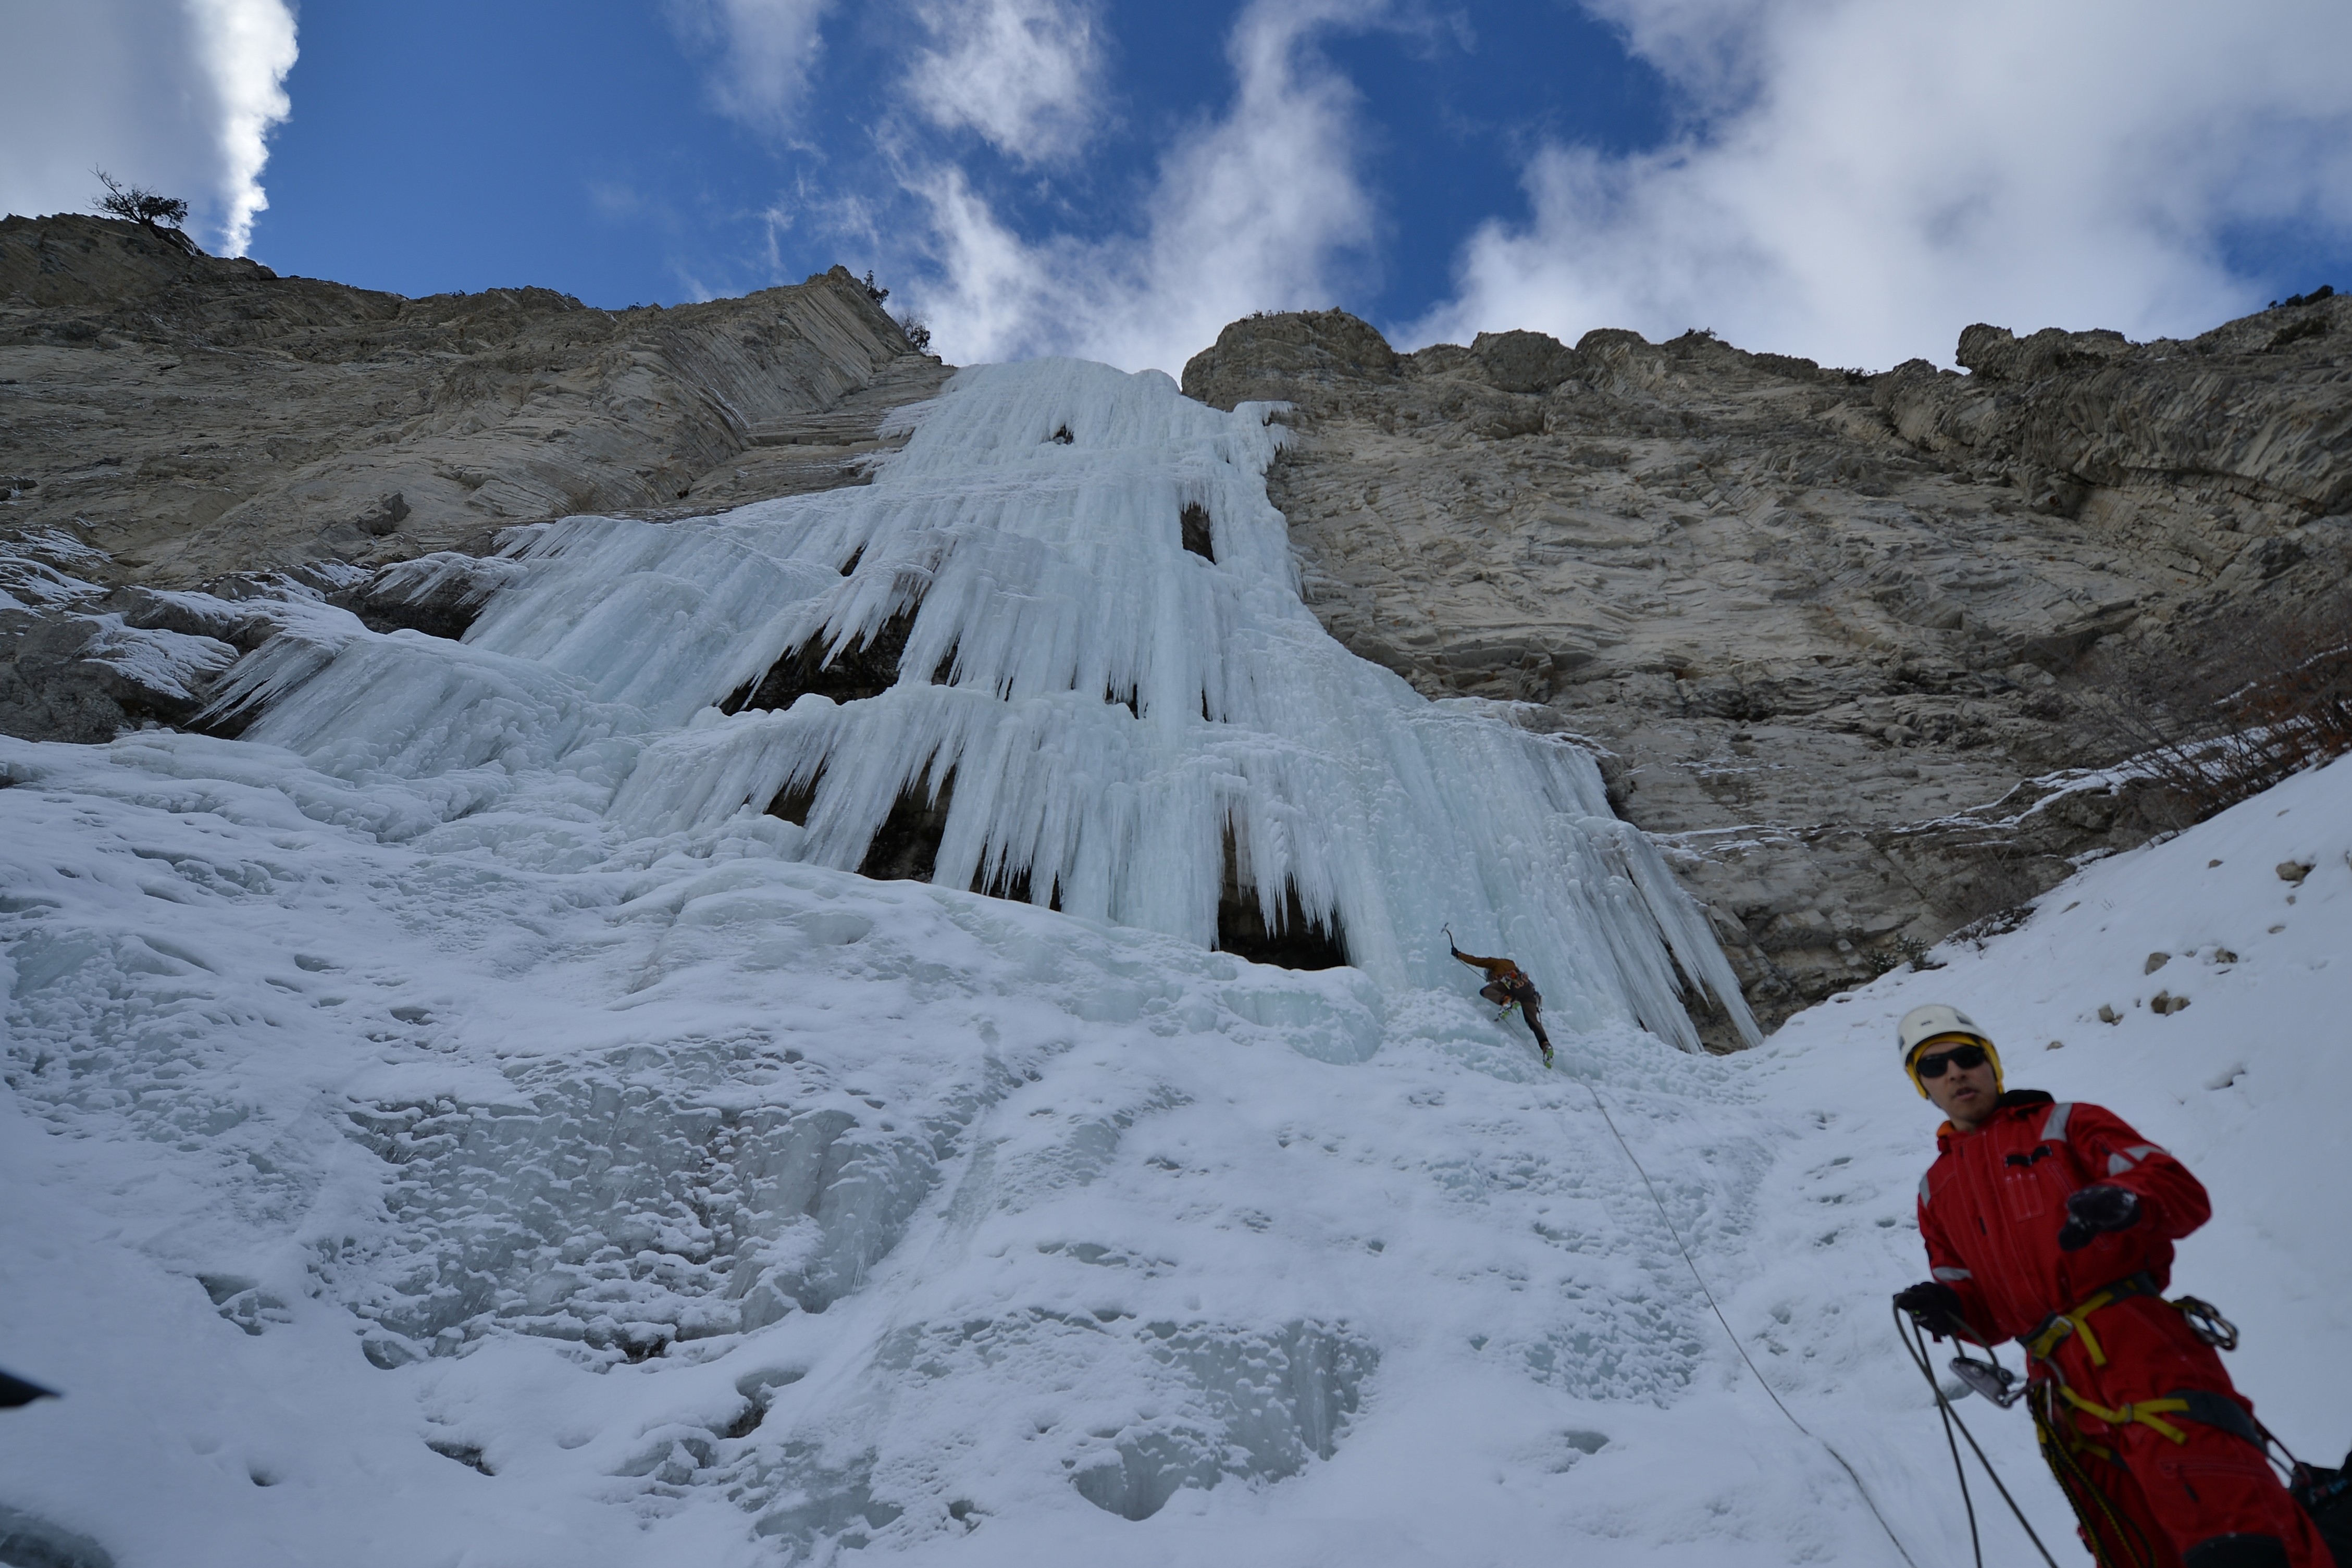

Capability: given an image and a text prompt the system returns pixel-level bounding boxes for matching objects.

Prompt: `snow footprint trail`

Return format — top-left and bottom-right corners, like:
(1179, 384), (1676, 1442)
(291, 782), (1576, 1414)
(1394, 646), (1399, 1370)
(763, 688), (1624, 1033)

(1546, 1055), (1924, 1566)
(0, 356), (1920, 1568)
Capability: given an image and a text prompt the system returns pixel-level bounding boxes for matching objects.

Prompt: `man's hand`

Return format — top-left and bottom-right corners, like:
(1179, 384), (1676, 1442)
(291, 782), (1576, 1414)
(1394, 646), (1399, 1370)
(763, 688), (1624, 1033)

(1894, 1280), (1972, 1341)
(2057, 1185), (2141, 1252)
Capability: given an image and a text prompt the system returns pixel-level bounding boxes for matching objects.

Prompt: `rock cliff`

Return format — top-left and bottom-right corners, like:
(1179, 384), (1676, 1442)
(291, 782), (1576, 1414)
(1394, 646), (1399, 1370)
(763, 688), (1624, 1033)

(2, 214), (948, 739)
(1184, 299), (2350, 1038)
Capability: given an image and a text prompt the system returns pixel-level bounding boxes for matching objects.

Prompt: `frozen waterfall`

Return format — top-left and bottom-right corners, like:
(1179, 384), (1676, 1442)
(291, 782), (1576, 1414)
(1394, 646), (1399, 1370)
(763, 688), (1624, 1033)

(214, 357), (1752, 1052)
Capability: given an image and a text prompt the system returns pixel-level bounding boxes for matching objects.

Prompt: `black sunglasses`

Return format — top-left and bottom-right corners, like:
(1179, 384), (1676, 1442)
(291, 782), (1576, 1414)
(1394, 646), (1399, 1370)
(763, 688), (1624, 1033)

(1914, 1043), (1988, 1079)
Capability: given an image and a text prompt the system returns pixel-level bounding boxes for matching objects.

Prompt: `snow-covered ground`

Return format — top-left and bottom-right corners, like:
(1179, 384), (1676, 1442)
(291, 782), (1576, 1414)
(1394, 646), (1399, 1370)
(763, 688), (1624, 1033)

(3, 359), (2345, 1567)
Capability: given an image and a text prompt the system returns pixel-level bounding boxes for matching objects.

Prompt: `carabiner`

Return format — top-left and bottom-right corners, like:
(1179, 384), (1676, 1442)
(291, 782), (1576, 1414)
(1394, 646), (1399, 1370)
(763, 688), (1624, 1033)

(2171, 1295), (2239, 1352)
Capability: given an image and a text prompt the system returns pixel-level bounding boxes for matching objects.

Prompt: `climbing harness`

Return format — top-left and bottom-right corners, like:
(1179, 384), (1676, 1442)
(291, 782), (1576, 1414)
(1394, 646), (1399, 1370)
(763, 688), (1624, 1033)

(2046, 1385), (2265, 1448)
(1554, 1059), (1923, 1567)
(2022, 1271), (2167, 1367)
(2027, 1377), (2170, 1568)
(1906, 1275), (2316, 1568)
(2028, 1378), (2278, 1568)
(2022, 1278), (2258, 1451)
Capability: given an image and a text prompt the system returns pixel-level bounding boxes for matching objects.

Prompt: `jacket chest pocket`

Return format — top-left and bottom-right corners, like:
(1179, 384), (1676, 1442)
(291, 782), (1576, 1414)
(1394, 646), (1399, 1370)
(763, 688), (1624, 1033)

(1998, 1147), (2059, 1222)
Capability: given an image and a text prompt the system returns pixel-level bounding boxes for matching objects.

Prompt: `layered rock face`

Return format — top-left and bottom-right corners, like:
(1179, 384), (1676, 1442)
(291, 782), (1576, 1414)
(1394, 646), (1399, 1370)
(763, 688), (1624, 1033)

(1, 216), (949, 581)
(2, 214), (948, 739)
(1184, 300), (2351, 1037)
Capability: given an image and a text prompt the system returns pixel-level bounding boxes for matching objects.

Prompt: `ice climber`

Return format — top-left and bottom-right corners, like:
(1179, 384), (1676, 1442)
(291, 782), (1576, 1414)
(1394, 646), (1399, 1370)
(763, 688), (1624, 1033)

(1890, 1003), (2335, 1568)
(1446, 931), (1552, 1066)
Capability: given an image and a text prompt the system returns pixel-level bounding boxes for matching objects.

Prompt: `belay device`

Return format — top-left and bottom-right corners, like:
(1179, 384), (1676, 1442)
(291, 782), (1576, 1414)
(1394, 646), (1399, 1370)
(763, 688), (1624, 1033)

(1947, 1348), (2023, 1410)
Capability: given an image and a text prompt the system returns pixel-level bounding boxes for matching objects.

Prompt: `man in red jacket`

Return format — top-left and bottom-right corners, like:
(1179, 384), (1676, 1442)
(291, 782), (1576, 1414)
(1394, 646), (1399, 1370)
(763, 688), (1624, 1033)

(1890, 1003), (2332, 1568)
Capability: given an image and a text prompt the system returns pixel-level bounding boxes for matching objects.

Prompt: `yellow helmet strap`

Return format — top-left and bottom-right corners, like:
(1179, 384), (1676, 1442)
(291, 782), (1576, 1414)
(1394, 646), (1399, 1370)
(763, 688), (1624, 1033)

(1906, 1035), (2003, 1099)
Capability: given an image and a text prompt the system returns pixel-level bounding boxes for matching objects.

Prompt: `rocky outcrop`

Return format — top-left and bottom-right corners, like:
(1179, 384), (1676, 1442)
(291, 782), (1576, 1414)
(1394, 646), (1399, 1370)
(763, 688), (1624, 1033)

(0, 214), (949, 584)
(1184, 300), (2352, 1038)
(1, 213), (952, 744)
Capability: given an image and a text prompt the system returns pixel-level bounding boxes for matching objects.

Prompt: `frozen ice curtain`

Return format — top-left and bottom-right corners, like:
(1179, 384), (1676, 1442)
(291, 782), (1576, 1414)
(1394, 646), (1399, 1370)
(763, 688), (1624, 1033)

(219, 359), (1752, 1051)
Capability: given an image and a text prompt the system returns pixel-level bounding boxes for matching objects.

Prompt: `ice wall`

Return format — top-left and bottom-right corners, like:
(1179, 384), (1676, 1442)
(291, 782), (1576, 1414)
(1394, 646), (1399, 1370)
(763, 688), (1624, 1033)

(216, 358), (1752, 1052)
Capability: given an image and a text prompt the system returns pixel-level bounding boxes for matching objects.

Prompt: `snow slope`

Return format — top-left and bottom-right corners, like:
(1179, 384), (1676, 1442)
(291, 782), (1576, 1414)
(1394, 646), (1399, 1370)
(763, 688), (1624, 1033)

(3, 356), (2346, 1568)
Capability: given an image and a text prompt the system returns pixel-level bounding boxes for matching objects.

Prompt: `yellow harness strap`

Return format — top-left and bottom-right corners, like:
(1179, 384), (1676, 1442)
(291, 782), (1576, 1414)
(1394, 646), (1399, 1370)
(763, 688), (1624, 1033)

(2028, 1287), (2116, 1365)
(2054, 1387), (2193, 1445)
(2025, 1273), (2162, 1368)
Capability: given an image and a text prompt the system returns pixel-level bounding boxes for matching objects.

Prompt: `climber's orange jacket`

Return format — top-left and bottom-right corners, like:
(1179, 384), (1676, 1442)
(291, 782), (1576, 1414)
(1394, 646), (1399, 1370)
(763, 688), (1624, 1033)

(1450, 945), (1539, 1004)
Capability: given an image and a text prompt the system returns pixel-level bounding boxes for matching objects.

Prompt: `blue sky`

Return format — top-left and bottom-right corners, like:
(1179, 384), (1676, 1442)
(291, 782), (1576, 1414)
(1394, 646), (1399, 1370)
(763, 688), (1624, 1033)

(252, 3), (1671, 327)
(7, 1), (2352, 374)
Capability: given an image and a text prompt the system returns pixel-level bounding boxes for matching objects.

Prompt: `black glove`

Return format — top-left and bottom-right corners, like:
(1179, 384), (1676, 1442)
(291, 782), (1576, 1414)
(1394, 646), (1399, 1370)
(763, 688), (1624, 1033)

(2057, 1185), (2141, 1252)
(1894, 1281), (1972, 1341)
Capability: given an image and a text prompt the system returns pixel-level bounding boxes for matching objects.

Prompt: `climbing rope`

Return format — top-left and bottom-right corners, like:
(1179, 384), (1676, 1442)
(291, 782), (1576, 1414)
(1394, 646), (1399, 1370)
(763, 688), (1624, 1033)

(1893, 1309), (2065, 1568)
(1555, 1062), (1923, 1568)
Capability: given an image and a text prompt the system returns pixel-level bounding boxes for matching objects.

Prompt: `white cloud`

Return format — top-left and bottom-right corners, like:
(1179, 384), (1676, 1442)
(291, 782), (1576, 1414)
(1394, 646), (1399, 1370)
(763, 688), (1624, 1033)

(1412, 0), (2352, 368)
(668, 0), (834, 134)
(0, 0), (295, 257)
(903, 0), (1104, 166)
(901, 0), (1385, 374)
(186, 0), (298, 255)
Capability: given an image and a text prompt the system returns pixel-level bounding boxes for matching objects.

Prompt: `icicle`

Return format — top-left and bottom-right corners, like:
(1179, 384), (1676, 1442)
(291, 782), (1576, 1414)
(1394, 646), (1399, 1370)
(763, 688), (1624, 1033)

(365, 550), (529, 614)
(217, 357), (1757, 1049)
(199, 598), (370, 729)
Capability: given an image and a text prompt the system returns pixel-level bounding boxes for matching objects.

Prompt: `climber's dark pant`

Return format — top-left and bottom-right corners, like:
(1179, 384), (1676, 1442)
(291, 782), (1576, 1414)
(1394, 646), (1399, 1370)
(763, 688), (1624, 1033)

(1482, 982), (1550, 1050)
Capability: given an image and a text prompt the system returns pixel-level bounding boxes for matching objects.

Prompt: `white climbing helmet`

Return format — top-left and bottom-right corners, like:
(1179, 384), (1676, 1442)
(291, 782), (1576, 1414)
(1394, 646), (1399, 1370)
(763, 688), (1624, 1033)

(1896, 1003), (2002, 1097)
